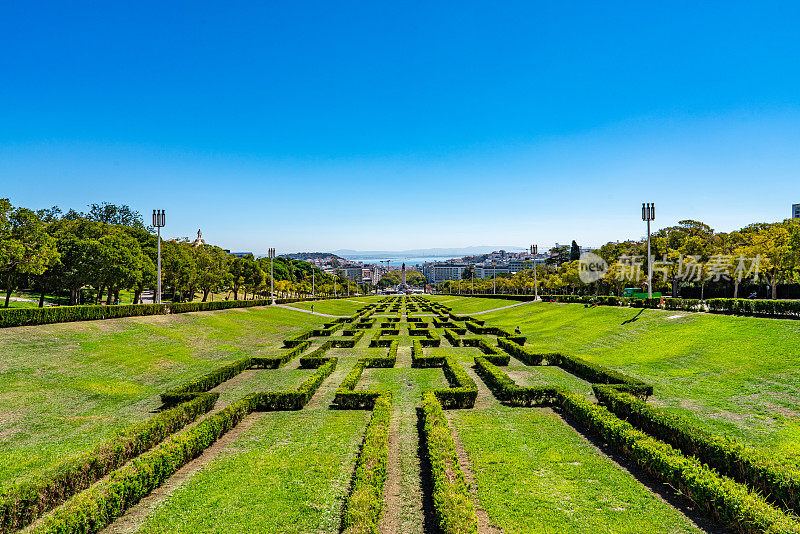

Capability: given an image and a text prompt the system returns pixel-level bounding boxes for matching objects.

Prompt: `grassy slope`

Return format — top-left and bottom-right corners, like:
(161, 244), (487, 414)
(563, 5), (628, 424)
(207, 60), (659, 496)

(138, 409), (369, 534)
(426, 295), (521, 314)
(451, 406), (702, 534)
(0, 306), (322, 487)
(485, 302), (800, 465)
(284, 296), (381, 316)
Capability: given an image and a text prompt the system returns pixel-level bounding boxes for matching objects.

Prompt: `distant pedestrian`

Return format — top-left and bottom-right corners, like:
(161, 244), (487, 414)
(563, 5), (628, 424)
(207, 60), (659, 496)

(311, 304), (315, 313)
(514, 326), (521, 334)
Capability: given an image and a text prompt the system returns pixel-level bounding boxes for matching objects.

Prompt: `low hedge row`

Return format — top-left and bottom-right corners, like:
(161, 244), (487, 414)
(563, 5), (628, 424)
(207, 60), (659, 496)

(552, 354), (653, 398)
(421, 392), (479, 534)
(474, 356), (560, 407)
(160, 357), (253, 405)
(434, 357), (478, 409)
(0, 303), (166, 328)
(461, 338), (510, 366)
(443, 328), (461, 347)
(313, 322), (343, 336)
(558, 392), (800, 534)
(334, 359), (390, 409)
(251, 340), (310, 369)
(284, 329), (314, 348)
(497, 337), (559, 366)
(257, 359), (337, 410)
(30, 394), (256, 534)
(331, 330), (366, 348)
(411, 340), (444, 368)
(299, 341), (333, 368)
(340, 394), (392, 533)
(0, 393), (218, 532)
(169, 299), (269, 314)
(419, 329), (441, 347)
(594, 385), (800, 514)
(409, 327), (433, 336)
(707, 298), (800, 317)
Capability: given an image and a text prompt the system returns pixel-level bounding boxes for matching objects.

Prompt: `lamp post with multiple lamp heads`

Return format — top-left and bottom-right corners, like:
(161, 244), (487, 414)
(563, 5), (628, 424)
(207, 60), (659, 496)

(530, 244), (538, 300)
(152, 210), (165, 304)
(642, 203), (655, 298)
(268, 248), (276, 303)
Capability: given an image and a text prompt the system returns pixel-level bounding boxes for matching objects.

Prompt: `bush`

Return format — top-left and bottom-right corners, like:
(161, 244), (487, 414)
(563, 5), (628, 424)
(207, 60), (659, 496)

(160, 357), (253, 405)
(461, 337), (510, 365)
(251, 341), (310, 369)
(707, 298), (800, 318)
(0, 303), (166, 328)
(473, 356), (560, 407)
(298, 341), (334, 368)
(257, 359), (337, 410)
(443, 328), (461, 347)
(341, 394), (392, 533)
(169, 299), (269, 314)
(434, 357), (477, 409)
(411, 340), (444, 368)
(30, 394), (256, 534)
(593, 385), (800, 515)
(284, 329), (314, 347)
(334, 358), (391, 409)
(421, 392), (478, 534)
(331, 330), (366, 348)
(558, 392), (800, 534)
(552, 353), (653, 398)
(0, 393), (217, 532)
(497, 337), (557, 366)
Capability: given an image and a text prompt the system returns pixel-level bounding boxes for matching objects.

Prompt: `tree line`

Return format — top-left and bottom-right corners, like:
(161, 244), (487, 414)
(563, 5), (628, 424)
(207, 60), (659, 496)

(439, 219), (800, 299)
(0, 200), (367, 307)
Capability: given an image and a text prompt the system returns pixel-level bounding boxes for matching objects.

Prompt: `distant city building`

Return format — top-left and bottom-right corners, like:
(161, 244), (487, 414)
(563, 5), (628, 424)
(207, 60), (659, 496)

(475, 263), (511, 278)
(232, 252), (254, 258)
(793, 203), (800, 219)
(423, 262), (468, 283)
(340, 266), (363, 283)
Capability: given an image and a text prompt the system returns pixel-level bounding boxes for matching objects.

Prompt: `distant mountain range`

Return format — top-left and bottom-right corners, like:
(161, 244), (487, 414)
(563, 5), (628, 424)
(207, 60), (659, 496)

(331, 246), (526, 257)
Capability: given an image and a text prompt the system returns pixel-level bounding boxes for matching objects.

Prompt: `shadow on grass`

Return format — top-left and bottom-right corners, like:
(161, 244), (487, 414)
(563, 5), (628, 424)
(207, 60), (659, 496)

(553, 406), (731, 534)
(622, 309), (645, 325)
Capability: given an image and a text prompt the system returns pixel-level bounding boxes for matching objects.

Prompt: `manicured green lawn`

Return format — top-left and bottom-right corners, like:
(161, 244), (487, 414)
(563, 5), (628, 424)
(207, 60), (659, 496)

(0, 306), (323, 488)
(484, 302), (800, 466)
(426, 295), (522, 313)
(451, 406), (702, 534)
(138, 409), (370, 534)
(284, 296), (380, 316)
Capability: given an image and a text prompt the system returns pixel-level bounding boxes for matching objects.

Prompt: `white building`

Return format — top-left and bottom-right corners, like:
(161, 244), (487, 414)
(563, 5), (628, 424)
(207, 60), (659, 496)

(339, 266), (363, 283)
(423, 262), (468, 283)
(793, 204), (800, 219)
(475, 263), (511, 278)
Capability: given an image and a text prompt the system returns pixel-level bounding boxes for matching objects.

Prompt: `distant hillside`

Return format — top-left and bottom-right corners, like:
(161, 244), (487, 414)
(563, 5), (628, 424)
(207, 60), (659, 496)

(281, 252), (345, 261)
(333, 246), (526, 257)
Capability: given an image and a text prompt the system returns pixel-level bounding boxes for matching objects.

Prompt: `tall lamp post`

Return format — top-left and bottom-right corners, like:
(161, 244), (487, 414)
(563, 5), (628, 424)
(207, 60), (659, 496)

(152, 210), (165, 304)
(268, 248), (276, 303)
(312, 267), (315, 297)
(642, 203), (655, 298)
(530, 244), (539, 300)
(492, 259), (497, 294)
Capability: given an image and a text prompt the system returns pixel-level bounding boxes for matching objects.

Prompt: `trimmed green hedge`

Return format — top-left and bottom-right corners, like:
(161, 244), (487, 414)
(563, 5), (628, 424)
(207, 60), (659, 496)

(497, 337), (558, 366)
(594, 385), (800, 515)
(434, 357), (477, 409)
(558, 392), (800, 534)
(251, 341), (310, 369)
(461, 337), (510, 366)
(443, 328), (461, 347)
(552, 354), (653, 398)
(331, 330), (366, 348)
(299, 341), (334, 368)
(411, 339), (444, 368)
(0, 303), (166, 328)
(160, 357), (253, 405)
(474, 356), (560, 407)
(257, 359), (337, 410)
(340, 394), (392, 533)
(0, 393), (217, 533)
(284, 329), (314, 348)
(707, 298), (800, 318)
(29, 394), (256, 534)
(169, 299), (269, 313)
(421, 392), (478, 534)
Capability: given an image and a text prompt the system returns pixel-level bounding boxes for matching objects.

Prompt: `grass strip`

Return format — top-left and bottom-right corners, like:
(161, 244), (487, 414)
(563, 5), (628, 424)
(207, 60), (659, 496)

(340, 394), (392, 533)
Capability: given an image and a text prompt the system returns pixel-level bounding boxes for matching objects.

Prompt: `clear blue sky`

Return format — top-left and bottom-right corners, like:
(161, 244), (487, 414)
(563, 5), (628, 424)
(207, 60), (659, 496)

(2, 1), (799, 253)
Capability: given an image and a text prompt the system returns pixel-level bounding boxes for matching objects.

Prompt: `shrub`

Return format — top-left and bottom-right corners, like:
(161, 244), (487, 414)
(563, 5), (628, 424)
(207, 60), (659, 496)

(29, 394), (256, 534)
(558, 392), (800, 534)
(593, 385), (800, 515)
(0, 303), (166, 328)
(461, 337), (509, 365)
(0, 393), (217, 532)
(284, 329), (314, 347)
(434, 357), (477, 409)
(443, 328), (461, 347)
(421, 392), (478, 534)
(169, 299), (269, 314)
(257, 359), (337, 410)
(554, 354), (653, 398)
(251, 341), (310, 369)
(341, 394), (392, 533)
(298, 341), (333, 368)
(497, 337), (557, 366)
(160, 357), (253, 405)
(473, 356), (559, 407)
(411, 340), (444, 368)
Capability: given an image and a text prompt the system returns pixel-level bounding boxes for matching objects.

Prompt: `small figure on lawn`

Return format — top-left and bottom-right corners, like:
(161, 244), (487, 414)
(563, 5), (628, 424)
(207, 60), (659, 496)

(311, 304), (315, 313)
(514, 326), (521, 335)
